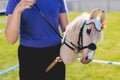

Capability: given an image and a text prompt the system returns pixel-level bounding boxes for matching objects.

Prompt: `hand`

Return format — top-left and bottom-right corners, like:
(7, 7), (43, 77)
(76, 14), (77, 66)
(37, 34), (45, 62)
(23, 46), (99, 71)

(14, 0), (36, 13)
(55, 56), (62, 62)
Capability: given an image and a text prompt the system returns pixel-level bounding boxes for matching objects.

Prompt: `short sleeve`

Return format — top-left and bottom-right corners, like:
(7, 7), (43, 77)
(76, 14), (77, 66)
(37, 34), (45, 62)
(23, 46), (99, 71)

(59, 0), (68, 13)
(5, 0), (18, 15)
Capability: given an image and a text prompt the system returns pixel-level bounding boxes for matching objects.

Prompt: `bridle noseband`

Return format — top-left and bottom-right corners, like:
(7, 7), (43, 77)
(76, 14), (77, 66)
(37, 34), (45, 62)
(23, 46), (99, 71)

(62, 20), (97, 53)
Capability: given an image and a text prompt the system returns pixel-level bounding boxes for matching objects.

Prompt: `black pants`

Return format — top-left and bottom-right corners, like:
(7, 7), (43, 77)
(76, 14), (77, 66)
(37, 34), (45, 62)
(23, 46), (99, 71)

(18, 44), (65, 80)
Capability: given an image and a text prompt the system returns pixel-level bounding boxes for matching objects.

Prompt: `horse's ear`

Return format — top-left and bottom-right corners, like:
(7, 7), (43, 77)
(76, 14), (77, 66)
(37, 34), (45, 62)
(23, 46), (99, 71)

(89, 8), (101, 19)
(100, 10), (106, 23)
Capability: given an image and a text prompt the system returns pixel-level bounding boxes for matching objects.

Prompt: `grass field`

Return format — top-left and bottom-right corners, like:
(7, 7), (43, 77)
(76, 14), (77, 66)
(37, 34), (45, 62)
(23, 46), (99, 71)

(0, 12), (120, 80)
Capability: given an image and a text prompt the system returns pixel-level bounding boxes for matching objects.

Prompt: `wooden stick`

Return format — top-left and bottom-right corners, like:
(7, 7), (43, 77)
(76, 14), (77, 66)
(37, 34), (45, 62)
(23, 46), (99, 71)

(45, 57), (61, 73)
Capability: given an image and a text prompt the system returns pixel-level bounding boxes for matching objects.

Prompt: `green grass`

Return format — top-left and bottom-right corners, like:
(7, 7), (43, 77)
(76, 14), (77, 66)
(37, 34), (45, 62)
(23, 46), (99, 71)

(0, 12), (120, 80)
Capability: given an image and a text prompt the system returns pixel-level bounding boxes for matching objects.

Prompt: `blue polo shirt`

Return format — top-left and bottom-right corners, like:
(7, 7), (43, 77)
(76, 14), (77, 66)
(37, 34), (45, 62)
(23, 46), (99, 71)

(6, 0), (68, 48)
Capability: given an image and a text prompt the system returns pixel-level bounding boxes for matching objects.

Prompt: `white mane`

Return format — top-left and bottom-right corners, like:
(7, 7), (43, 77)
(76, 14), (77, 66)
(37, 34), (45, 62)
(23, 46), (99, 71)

(60, 11), (104, 64)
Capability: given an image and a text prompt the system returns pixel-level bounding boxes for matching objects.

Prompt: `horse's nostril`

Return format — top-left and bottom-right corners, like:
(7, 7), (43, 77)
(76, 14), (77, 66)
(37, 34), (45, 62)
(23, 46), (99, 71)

(80, 59), (92, 64)
(85, 56), (88, 60)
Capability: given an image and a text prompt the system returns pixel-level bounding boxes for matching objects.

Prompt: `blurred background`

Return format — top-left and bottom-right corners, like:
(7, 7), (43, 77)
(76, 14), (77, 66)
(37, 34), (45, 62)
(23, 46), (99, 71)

(0, 0), (120, 80)
(0, 0), (120, 12)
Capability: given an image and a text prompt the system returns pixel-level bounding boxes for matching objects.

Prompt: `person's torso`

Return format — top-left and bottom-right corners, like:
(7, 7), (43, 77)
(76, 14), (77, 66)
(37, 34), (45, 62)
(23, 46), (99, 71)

(20, 0), (66, 48)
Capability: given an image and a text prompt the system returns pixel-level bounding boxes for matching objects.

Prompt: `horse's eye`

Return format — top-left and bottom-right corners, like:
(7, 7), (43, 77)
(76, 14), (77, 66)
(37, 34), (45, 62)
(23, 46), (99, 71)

(86, 28), (91, 35)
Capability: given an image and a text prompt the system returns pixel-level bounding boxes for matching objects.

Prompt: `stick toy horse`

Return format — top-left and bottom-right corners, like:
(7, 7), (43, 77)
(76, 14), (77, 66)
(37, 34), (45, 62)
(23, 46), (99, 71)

(45, 8), (106, 72)
(60, 8), (106, 64)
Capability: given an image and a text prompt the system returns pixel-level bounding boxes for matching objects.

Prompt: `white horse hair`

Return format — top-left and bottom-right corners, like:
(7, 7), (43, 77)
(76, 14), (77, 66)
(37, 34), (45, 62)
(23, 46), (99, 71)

(60, 8), (106, 64)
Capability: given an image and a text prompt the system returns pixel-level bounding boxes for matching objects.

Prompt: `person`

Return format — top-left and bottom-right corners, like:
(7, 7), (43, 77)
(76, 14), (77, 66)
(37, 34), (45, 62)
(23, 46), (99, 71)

(5, 0), (69, 80)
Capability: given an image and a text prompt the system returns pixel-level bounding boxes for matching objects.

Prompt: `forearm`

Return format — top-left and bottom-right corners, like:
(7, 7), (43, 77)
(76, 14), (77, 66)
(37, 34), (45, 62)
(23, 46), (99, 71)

(59, 13), (69, 32)
(5, 0), (35, 44)
(5, 11), (21, 44)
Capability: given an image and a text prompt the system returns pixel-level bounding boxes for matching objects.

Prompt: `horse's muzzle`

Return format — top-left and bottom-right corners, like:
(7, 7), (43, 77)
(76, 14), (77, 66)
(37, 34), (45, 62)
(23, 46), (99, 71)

(80, 50), (95, 64)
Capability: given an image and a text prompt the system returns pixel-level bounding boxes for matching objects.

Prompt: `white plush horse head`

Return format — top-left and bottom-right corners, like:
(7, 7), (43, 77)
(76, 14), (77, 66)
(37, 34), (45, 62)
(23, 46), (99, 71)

(60, 8), (106, 64)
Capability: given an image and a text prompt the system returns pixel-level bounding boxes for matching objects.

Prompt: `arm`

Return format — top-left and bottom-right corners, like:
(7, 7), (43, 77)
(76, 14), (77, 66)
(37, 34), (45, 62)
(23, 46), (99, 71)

(5, 12), (21, 44)
(5, 0), (35, 44)
(59, 13), (69, 32)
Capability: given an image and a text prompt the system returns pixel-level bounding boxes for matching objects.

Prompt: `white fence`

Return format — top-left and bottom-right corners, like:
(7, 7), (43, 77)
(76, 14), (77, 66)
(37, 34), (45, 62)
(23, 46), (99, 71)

(0, 0), (120, 12)
(66, 0), (120, 12)
(0, 0), (7, 11)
